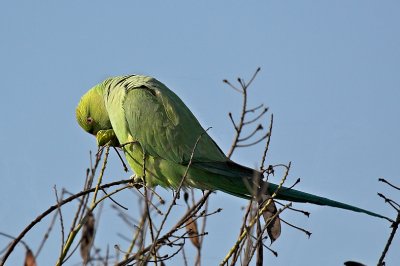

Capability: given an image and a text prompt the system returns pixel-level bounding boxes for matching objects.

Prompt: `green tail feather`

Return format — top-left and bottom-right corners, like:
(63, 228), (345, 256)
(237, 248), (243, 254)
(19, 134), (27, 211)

(267, 183), (391, 222)
(192, 161), (392, 222)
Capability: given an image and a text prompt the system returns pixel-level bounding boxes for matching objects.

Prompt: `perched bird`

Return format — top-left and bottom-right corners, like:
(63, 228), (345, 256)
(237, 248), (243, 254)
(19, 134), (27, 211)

(76, 75), (390, 240)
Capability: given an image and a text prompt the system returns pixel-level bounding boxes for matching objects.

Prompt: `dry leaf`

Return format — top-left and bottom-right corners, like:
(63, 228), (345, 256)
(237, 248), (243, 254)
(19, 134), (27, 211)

(80, 212), (95, 264)
(185, 216), (200, 249)
(259, 195), (281, 243)
(24, 248), (37, 266)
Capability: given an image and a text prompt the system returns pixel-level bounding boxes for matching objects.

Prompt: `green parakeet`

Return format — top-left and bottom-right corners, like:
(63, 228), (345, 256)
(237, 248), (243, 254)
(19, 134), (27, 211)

(76, 75), (389, 226)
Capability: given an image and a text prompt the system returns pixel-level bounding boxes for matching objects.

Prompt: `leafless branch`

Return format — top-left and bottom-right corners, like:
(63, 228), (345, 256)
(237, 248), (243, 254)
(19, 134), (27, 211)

(0, 179), (134, 265)
(377, 177), (400, 265)
(53, 186), (65, 265)
(379, 178), (400, 191)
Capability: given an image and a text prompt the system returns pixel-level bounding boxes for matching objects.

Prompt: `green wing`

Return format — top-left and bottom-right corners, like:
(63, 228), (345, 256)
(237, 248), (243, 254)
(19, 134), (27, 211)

(108, 75), (227, 164)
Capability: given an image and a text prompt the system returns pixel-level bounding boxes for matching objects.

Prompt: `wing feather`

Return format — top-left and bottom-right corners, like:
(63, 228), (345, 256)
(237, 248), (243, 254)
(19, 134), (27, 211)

(112, 75), (227, 164)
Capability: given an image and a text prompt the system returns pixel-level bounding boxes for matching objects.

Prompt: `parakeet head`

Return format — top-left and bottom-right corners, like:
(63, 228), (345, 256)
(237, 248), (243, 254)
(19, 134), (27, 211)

(76, 83), (112, 136)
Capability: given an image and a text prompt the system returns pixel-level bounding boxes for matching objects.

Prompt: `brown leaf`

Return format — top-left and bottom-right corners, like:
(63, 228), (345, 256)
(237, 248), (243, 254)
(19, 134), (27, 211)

(259, 196), (281, 243)
(80, 212), (95, 264)
(24, 248), (37, 266)
(185, 216), (200, 249)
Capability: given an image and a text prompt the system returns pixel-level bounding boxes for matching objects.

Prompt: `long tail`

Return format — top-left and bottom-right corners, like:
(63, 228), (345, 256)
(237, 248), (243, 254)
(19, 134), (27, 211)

(192, 161), (392, 222)
(267, 183), (391, 221)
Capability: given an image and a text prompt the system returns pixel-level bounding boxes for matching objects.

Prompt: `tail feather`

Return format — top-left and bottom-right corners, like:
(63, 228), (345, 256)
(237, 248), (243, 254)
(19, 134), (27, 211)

(268, 183), (391, 221)
(192, 160), (391, 222)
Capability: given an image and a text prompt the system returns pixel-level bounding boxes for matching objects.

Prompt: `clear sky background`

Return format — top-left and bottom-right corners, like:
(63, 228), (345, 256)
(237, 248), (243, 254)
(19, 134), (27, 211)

(1, 1), (399, 265)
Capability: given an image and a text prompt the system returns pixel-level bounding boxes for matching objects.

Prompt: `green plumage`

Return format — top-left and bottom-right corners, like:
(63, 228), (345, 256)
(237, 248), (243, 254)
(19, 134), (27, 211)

(76, 75), (389, 221)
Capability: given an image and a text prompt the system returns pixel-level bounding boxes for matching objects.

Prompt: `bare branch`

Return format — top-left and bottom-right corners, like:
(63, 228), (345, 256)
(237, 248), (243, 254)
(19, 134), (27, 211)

(379, 178), (400, 191)
(378, 193), (400, 212)
(260, 113), (273, 174)
(243, 107), (268, 126)
(117, 191), (213, 265)
(53, 186), (65, 265)
(0, 179), (134, 265)
(221, 162), (292, 265)
(35, 210), (58, 257)
(245, 103), (264, 114)
(236, 132), (269, 148)
(113, 147), (129, 172)
(280, 218), (312, 238)
(238, 124), (263, 142)
(246, 67), (261, 88)
(223, 79), (242, 93)
(378, 212), (400, 265)
(142, 130), (207, 263)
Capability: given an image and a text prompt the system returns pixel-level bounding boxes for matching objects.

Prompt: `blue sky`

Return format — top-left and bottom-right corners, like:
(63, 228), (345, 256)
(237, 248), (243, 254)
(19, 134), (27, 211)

(0, 1), (399, 265)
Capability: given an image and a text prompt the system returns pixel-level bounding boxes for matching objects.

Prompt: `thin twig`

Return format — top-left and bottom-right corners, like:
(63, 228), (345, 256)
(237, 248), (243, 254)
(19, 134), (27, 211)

(379, 178), (400, 191)
(0, 232), (30, 251)
(230, 202), (254, 266)
(236, 132), (269, 148)
(182, 244), (189, 266)
(255, 218), (263, 266)
(35, 210), (58, 257)
(91, 146), (111, 206)
(243, 108), (268, 126)
(56, 185), (131, 266)
(220, 162), (291, 265)
(53, 186), (65, 266)
(0, 179), (134, 265)
(280, 218), (312, 238)
(74, 150), (102, 233)
(238, 124), (263, 142)
(378, 193), (400, 212)
(135, 189), (164, 215)
(145, 186), (166, 205)
(100, 188), (128, 211)
(223, 79), (242, 93)
(246, 67), (261, 88)
(226, 79), (247, 158)
(225, 203), (291, 266)
(117, 191), (212, 265)
(177, 208), (222, 231)
(249, 231), (278, 257)
(275, 201), (310, 217)
(245, 103), (264, 114)
(113, 147), (129, 172)
(228, 113), (239, 132)
(260, 114), (273, 172)
(142, 131), (206, 263)
(247, 210), (279, 262)
(112, 204), (139, 228)
(199, 193), (210, 246)
(123, 215), (147, 261)
(377, 212), (400, 265)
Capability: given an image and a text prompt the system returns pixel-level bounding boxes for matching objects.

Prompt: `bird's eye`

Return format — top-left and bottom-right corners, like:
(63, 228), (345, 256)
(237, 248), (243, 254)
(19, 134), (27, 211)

(86, 117), (94, 124)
